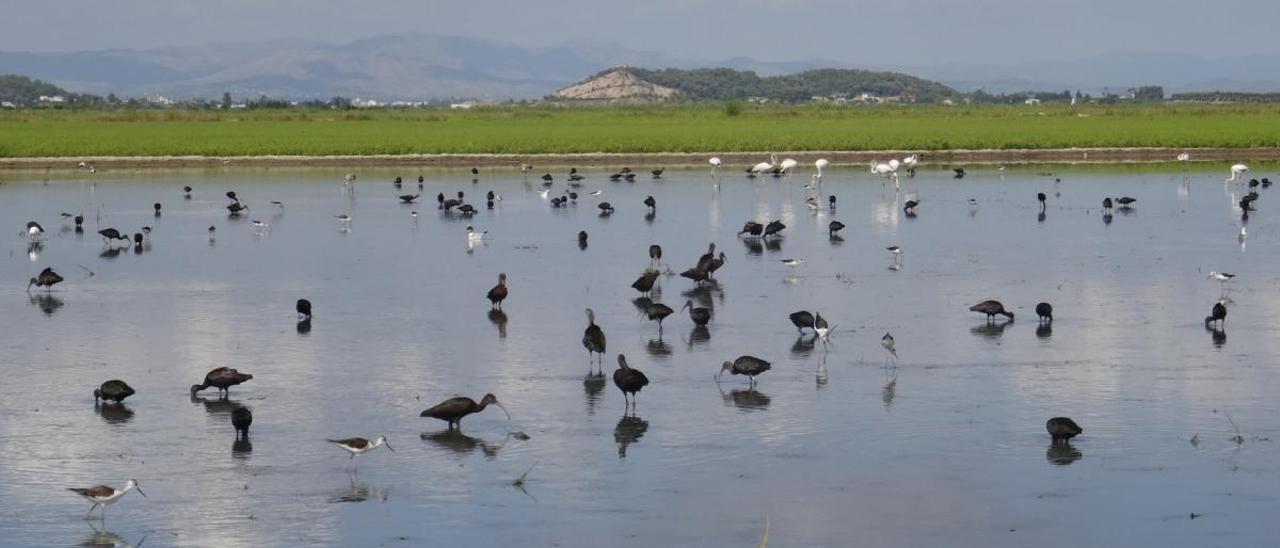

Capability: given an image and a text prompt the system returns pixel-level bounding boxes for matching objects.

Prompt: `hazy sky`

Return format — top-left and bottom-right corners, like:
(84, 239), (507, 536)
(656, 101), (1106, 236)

(5, 0), (1278, 65)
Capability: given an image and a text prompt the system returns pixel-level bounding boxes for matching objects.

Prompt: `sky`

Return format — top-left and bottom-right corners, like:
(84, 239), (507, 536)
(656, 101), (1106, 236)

(4, 0), (1278, 66)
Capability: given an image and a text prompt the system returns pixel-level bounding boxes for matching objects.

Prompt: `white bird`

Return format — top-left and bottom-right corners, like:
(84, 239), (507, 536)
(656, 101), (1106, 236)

(750, 160), (774, 175)
(335, 214), (352, 224)
(805, 195), (820, 210)
(1177, 152), (1190, 162)
(250, 220), (269, 231)
(520, 163), (532, 173)
(589, 190), (602, 196)
(814, 158), (830, 178)
(814, 312), (832, 340)
(778, 158), (798, 173)
(1229, 163), (1249, 182)
(328, 436), (394, 469)
(870, 161), (898, 184)
(881, 332), (897, 358)
(270, 200), (284, 210)
(709, 157), (722, 167)
(902, 154), (919, 169)
(26, 221), (44, 242)
(888, 159), (901, 172)
(781, 258), (805, 267)
(410, 211), (419, 221)
(1208, 271), (1235, 283)
(886, 245), (903, 256)
(68, 479), (146, 519)
(537, 188), (550, 199)
(466, 226), (487, 242)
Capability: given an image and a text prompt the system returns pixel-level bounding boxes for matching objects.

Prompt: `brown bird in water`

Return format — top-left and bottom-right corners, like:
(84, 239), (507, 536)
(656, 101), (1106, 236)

(613, 354), (649, 410)
(486, 273), (508, 309)
(718, 356), (772, 386)
(641, 302), (675, 333)
(190, 367), (254, 398)
(738, 221), (764, 237)
(969, 300), (1015, 321)
(232, 406), (252, 438)
(419, 394), (509, 430)
(583, 308), (607, 367)
(28, 267), (63, 292)
(649, 244), (662, 265)
(1035, 302), (1053, 323)
(1046, 417), (1082, 443)
(631, 270), (660, 296)
(94, 380), (134, 404)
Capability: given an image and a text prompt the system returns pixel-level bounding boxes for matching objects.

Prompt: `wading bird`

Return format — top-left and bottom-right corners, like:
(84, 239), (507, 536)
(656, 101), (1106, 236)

(613, 354), (649, 411)
(190, 367), (254, 398)
(232, 406), (252, 438)
(27, 267), (63, 292)
(583, 308), (607, 367)
(296, 298), (312, 320)
(328, 436), (393, 468)
(1046, 417), (1083, 443)
(419, 394), (509, 430)
(789, 311), (815, 333)
(1228, 163), (1249, 182)
(970, 300), (1015, 321)
(718, 356), (772, 386)
(1205, 300), (1227, 328)
(68, 480), (145, 519)
(487, 273), (508, 309)
(94, 380), (134, 404)
(1036, 302), (1053, 323)
(631, 270), (660, 297)
(641, 302), (675, 334)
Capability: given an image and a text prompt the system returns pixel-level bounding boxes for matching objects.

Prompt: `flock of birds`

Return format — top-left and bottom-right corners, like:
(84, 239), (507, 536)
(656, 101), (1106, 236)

(21, 152), (1262, 520)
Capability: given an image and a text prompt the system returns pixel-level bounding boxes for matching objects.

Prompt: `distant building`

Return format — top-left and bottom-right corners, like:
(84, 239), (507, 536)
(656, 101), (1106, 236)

(0, 101), (16, 109)
(37, 95), (65, 106)
(1024, 97), (1041, 105)
(146, 95), (175, 106)
(450, 102), (476, 110)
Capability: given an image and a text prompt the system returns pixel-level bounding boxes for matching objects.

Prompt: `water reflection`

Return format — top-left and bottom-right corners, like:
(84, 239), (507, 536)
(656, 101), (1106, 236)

(764, 237), (783, 253)
(296, 319), (312, 334)
(29, 293), (64, 316)
(971, 320), (1012, 339)
(684, 325), (711, 349)
(680, 284), (719, 310)
(720, 387), (771, 411)
(1046, 442), (1083, 466)
(790, 334), (816, 357)
(27, 241), (42, 261)
(488, 309), (508, 339)
(1103, 213), (1113, 225)
(95, 402), (134, 424)
(1036, 323), (1053, 339)
(191, 394), (242, 415)
(329, 476), (389, 504)
(99, 247), (124, 260)
(645, 338), (673, 358)
(614, 415), (649, 459)
(741, 237), (763, 255)
(828, 234), (844, 246)
(1207, 325), (1227, 348)
(881, 368), (898, 411)
(1037, 211), (1046, 223)
(582, 372), (606, 415)
(421, 430), (501, 458)
(80, 523), (144, 547)
(232, 437), (254, 458)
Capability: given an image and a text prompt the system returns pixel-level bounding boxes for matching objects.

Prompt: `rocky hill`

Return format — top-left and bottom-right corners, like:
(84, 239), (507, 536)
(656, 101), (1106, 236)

(553, 69), (678, 101)
(554, 66), (958, 103)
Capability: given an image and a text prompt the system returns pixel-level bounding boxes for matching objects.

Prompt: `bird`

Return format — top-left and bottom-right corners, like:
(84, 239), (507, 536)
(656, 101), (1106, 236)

(227, 202), (249, 215)
(789, 311), (815, 333)
(709, 157), (722, 179)
(631, 270), (660, 297)
(681, 300), (711, 326)
(953, 168), (966, 179)
(778, 158), (799, 174)
(902, 154), (920, 174)
(805, 195), (821, 210)
(750, 158), (775, 176)
(970, 300), (1015, 321)
(399, 193), (421, 204)
(1102, 197), (1113, 212)
(828, 195), (837, 210)
(98, 228), (129, 244)
(578, 230), (589, 247)
(1208, 271), (1236, 284)
(541, 173), (554, 183)
(471, 167), (479, 176)
(296, 298), (312, 320)
(1228, 163), (1249, 182)
(718, 356), (772, 386)
(328, 436), (393, 468)
(93, 380), (135, 404)
(419, 394), (509, 430)
(706, 252), (727, 279)
(1037, 192), (1047, 210)
(738, 221), (764, 237)
(903, 200), (919, 213)
(589, 190), (603, 196)
(642, 302), (675, 333)
(466, 226), (487, 242)
(781, 258), (805, 268)
(828, 221), (845, 236)
(886, 245), (903, 257)
(228, 406), (253, 438)
(881, 333), (897, 358)
(651, 169), (664, 179)
(814, 158), (830, 178)
(457, 203), (476, 216)
(644, 195), (656, 211)
(649, 244), (662, 266)
(153, 203), (162, 215)
(763, 220), (786, 238)
(813, 312), (831, 339)
(1046, 417), (1083, 443)
(393, 176), (403, 188)
(68, 480), (145, 519)
(487, 273), (508, 309)
(1177, 152), (1191, 163)
(613, 354), (649, 410)
(26, 221), (44, 242)
(583, 308), (607, 367)
(226, 191), (239, 202)
(1205, 300), (1227, 328)
(190, 367), (254, 398)
(1116, 196), (1136, 209)
(598, 202), (615, 214)
(250, 220), (268, 231)
(1036, 302), (1053, 323)
(27, 267), (63, 292)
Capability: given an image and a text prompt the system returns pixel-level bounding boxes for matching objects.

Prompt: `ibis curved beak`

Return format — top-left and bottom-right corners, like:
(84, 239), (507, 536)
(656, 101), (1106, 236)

(135, 487), (147, 498)
(384, 442), (395, 452)
(494, 401), (511, 420)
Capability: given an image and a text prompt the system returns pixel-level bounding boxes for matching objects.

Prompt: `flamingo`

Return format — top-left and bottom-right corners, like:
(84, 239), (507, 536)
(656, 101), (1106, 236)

(778, 158), (798, 174)
(1229, 163), (1249, 182)
(814, 158), (830, 179)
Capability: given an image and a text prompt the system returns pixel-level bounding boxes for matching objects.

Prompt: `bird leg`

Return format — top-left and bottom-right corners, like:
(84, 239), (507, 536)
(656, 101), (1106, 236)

(85, 504), (99, 519)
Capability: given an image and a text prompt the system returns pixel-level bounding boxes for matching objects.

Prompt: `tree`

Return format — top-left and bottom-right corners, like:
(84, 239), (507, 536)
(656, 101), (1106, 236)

(1134, 86), (1165, 101)
(221, 92), (232, 109)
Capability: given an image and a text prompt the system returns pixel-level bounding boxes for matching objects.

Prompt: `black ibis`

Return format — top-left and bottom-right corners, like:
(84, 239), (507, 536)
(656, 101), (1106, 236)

(418, 175), (425, 186)
(904, 200), (919, 213)
(613, 354), (649, 410)
(132, 233), (143, 246)
(953, 168), (966, 179)
(598, 202), (614, 214)
(1240, 192), (1258, 211)
(420, 394), (509, 430)
(487, 273), (508, 309)
(1037, 192), (1046, 211)
(651, 169), (664, 179)
(641, 302), (674, 333)
(393, 176), (403, 188)
(970, 300), (1015, 321)
(232, 406), (252, 438)
(706, 252), (727, 279)
(828, 195), (837, 210)
(190, 367), (254, 398)
(227, 202), (248, 215)
(631, 270), (660, 296)
(471, 167), (479, 176)
(578, 230), (589, 248)
(1116, 196), (1136, 209)
(74, 214), (84, 228)
(296, 298), (312, 319)
(609, 173), (622, 182)
(680, 266), (710, 285)
(153, 203), (162, 215)
(789, 311), (815, 333)
(649, 244), (662, 265)
(644, 195), (656, 211)
(828, 221), (845, 236)
(583, 308), (607, 366)
(1205, 300), (1227, 328)
(1036, 302), (1053, 323)
(681, 300), (711, 326)
(399, 193), (420, 203)
(226, 191), (239, 202)
(738, 221), (764, 237)
(718, 356), (772, 386)
(541, 173), (553, 183)
(1102, 197), (1113, 212)
(436, 193), (446, 208)
(94, 380), (135, 404)
(763, 220), (786, 238)
(695, 243), (717, 272)
(98, 228), (129, 244)
(27, 267), (63, 292)
(1046, 417), (1082, 443)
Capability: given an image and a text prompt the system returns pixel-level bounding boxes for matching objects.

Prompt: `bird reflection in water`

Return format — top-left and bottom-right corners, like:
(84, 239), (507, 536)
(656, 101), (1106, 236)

(828, 233), (844, 245)
(27, 241), (42, 261)
(720, 386), (771, 411)
(421, 430), (501, 458)
(29, 293), (64, 316)
(790, 334), (817, 357)
(488, 309), (508, 339)
(1103, 213), (1113, 226)
(631, 296), (654, 314)
(971, 321), (1012, 339)
(680, 283), (720, 310)
(1036, 323), (1053, 339)
(330, 476), (389, 504)
(99, 247), (124, 260)
(191, 394), (243, 416)
(296, 319), (312, 334)
(742, 238), (763, 256)
(82, 522), (145, 548)
(1206, 324), (1226, 348)
(645, 338), (673, 358)
(683, 325), (711, 350)
(614, 415), (649, 459)
(815, 352), (828, 387)
(95, 402), (134, 424)
(1046, 442), (1083, 465)
(583, 372), (606, 415)
(765, 237), (783, 253)
(882, 368), (898, 411)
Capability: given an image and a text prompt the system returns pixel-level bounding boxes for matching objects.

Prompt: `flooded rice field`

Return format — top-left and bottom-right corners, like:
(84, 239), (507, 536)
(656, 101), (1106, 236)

(2, 165), (1279, 547)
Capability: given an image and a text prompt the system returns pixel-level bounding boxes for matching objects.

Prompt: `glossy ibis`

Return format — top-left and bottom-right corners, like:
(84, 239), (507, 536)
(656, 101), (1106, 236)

(541, 173), (553, 183)
(583, 308), (607, 367)
(232, 406), (252, 438)
(68, 480), (145, 519)
(706, 252), (727, 279)
(1036, 302), (1053, 323)
(578, 230), (589, 248)
(828, 221), (845, 236)
(970, 300), (1015, 321)
(953, 168), (966, 179)
(296, 298), (312, 320)
(613, 354), (649, 410)
(190, 367), (254, 398)
(98, 228), (129, 244)
(420, 394), (509, 430)
(27, 267), (63, 292)
(1205, 300), (1227, 328)
(94, 380), (135, 404)
(682, 300), (711, 326)
(695, 243), (717, 272)
(649, 244), (662, 265)
(487, 273), (508, 309)
(1102, 197), (1113, 212)
(226, 191), (239, 202)
(651, 169), (664, 179)
(763, 220), (786, 238)
(828, 195), (837, 210)
(329, 436), (393, 468)
(718, 356), (772, 386)
(399, 193), (420, 203)
(227, 202), (248, 215)
(644, 195), (656, 212)
(789, 311), (815, 333)
(739, 221), (764, 237)
(642, 302), (675, 334)
(1046, 417), (1082, 443)
(631, 270), (660, 297)
(680, 266), (711, 285)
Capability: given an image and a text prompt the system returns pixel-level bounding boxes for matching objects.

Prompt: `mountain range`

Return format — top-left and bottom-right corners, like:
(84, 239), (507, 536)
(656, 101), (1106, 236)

(3, 33), (1278, 101)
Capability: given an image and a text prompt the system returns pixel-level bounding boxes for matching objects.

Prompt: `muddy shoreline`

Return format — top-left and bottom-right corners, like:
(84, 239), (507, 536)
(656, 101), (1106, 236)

(2, 147), (1276, 171)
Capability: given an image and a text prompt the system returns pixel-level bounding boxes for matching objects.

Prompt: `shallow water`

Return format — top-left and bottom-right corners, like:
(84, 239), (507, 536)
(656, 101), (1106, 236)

(1, 165), (1279, 547)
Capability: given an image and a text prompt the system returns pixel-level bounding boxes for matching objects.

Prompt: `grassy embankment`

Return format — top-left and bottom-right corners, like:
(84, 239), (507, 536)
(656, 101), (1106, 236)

(1, 103), (1279, 157)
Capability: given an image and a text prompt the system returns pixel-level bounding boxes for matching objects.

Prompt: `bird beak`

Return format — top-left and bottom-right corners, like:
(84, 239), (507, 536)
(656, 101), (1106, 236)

(135, 486), (147, 498)
(384, 442), (395, 452)
(494, 401), (511, 420)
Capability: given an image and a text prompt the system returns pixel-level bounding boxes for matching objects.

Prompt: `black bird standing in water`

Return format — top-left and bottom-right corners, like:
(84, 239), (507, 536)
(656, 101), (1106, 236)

(1046, 417), (1083, 443)
(904, 200), (919, 213)
(27, 267), (63, 292)
(98, 228), (129, 244)
(613, 354), (649, 411)
(717, 356), (772, 386)
(828, 221), (845, 236)
(1037, 192), (1047, 211)
(94, 380), (135, 404)
(631, 270), (660, 297)
(232, 407), (252, 438)
(642, 302), (675, 334)
(1036, 302), (1053, 323)
(419, 393), (509, 430)
(739, 221), (764, 237)
(578, 230), (589, 248)
(763, 220), (786, 238)
(296, 299), (312, 320)
(487, 273), (508, 309)
(191, 367), (254, 398)
(1205, 300), (1227, 328)
(969, 300), (1015, 321)
(789, 311), (815, 333)
(953, 168), (966, 179)
(1102, 197), (1113, 212)
(651, 169), (664, 179)
(644, 195), (656, 212)
(649, 244), (662, 266)
(583, 308), (607, 368)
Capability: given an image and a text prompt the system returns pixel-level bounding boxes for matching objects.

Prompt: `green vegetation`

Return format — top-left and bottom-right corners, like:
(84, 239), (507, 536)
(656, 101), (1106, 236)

(3, 103), (1280, 157)
(0, 74), (102, 107)
(602, 67), (957, 103)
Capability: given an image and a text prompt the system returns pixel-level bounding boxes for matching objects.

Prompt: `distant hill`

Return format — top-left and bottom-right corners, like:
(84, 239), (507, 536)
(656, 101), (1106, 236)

(555, 67), (957, 103)
(0, 74), (99, 106)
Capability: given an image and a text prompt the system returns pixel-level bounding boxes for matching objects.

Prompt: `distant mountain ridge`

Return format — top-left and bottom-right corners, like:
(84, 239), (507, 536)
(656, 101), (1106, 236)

(555, 67), (956, 103)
